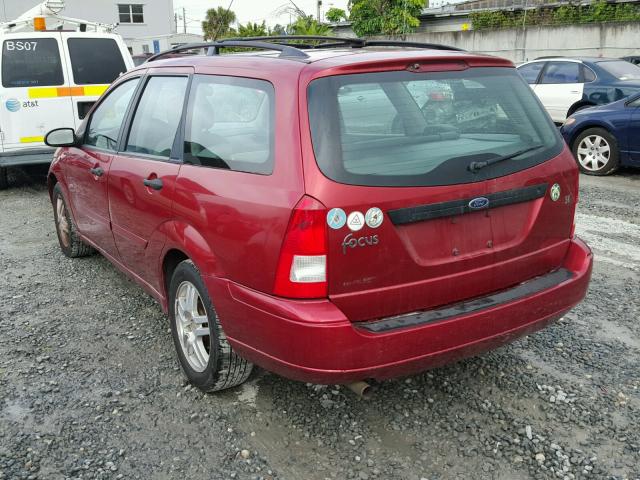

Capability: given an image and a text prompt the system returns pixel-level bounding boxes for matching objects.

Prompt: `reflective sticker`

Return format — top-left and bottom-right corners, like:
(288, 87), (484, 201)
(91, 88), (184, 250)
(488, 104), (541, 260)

(347, 211), (365, 232)
(327, 208), (347, 230)
(365, 207), (384, 228)
(550, 183), (561, 202)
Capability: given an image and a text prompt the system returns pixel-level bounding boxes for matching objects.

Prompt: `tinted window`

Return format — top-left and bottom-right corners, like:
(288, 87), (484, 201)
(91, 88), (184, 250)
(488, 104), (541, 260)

(540, 62), (581, 84)
(85, 78), (139, 150)
(583, 66), (596, 82)
(308, 68), (562, 187)
(2, 38), (63, 88)
(183, 75), (274, 174)
(68, 38), (127, 85)
(126, 76), (188, 158)
(597, 60), (640, 81)
(517, 62), (544, 84)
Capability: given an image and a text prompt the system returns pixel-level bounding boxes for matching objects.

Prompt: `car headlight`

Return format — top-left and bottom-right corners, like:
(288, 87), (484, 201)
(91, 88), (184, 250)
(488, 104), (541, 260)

(563, 117), (576, 127)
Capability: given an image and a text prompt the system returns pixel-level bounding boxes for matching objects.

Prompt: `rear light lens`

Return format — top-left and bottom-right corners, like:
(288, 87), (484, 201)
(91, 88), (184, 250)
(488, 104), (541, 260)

(274, 196), (328, 298)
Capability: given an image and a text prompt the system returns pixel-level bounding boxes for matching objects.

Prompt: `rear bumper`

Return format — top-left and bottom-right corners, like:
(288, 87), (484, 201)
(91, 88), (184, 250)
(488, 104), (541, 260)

(0, 148), (55, 167)
(207, 237), (592, 384)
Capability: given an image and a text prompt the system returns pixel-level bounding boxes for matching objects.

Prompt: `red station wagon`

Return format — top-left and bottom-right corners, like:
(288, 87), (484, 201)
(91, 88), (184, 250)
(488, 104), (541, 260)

(45, 37), (593, 394)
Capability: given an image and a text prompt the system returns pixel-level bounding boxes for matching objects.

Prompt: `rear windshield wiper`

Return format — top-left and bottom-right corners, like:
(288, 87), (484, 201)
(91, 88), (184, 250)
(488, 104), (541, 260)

(467, 144), (545, 173)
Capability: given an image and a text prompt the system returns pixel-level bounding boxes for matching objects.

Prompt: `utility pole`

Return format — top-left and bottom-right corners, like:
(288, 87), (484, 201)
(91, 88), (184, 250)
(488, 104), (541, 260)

(183, 7), (186, 34)
(317, 0), (322, 22)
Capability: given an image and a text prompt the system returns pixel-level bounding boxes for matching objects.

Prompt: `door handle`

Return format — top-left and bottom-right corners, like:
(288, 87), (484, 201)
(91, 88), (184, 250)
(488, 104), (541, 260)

(89, 167), (104, 177)
(143, 178), (163, 191)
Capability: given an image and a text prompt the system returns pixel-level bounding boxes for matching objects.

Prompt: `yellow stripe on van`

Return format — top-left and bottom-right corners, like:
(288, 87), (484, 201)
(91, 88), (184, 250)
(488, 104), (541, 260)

(20, 136), (45, 143)
(27, 85), (110, 99)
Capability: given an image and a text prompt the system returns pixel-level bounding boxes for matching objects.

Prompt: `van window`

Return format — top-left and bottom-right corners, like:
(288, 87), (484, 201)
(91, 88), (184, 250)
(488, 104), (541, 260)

(126, 76), (188, 158)
(308, 67), (562, 187)
(183, 75), (274, 174)
(67, 38), (127, 85)
(85, 78), (140, 150)
(2, 38), (64, 88)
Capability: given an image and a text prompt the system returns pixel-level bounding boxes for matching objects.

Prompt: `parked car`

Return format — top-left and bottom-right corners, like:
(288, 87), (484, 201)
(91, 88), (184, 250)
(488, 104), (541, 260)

(622, 56), (640, 66)
(45, 37), (593, 393)
(561, 93), (640, 175)
(0, 20), (133, 189)
(517, 57), (640, 123)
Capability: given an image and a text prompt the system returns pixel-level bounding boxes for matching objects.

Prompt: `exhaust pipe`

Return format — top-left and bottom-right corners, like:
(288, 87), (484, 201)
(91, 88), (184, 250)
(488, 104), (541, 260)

(346, 380), (371, 398)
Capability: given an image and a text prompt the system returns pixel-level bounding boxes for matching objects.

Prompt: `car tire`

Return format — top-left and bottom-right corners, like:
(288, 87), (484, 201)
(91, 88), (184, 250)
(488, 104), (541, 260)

(572, 128), (619, 176)
(169, 260), (253, 392)
(0, 167), (7, 190)
(52, 183), (94, 257)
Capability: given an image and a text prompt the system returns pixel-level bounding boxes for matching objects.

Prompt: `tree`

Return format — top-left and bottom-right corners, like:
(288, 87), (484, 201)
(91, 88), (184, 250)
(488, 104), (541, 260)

(288, 16), (332, 35)
(202, 7), (237, 40)
(237, 21), (268, 37)
(348, 0), (424, 37)
(326, 7), (347, 23)
(270, 23), (287, 35)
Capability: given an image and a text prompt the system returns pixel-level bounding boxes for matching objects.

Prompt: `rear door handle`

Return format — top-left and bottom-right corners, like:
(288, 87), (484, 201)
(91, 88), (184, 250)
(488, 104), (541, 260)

(89, 167), (104, 177)
(143, 178), (163, 191)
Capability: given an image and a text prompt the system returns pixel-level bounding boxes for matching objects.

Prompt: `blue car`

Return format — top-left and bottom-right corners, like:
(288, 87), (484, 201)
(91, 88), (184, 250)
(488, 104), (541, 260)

(517, 57), (640, 123)
(560, 93), (640, 175)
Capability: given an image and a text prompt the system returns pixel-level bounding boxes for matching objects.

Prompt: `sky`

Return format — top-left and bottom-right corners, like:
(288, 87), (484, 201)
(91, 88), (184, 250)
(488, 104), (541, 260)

(172, 0), (351, 35)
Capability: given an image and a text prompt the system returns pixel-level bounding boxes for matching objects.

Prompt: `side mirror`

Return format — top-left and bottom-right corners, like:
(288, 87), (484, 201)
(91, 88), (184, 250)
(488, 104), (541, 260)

(45, 128), (77, 147)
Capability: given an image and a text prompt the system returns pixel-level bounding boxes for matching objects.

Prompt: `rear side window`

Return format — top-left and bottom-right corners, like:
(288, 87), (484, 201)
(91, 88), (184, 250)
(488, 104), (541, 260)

(85, 78), (139, 150)
(540, 62), (581, 84)
(2, 38), (64, 88)
(126, 76), (188, 158)
(183, 75), (274, 174)
(67, 38), (127, 85)
(308, 67), (562, 187)
(517, 62), (544, 84)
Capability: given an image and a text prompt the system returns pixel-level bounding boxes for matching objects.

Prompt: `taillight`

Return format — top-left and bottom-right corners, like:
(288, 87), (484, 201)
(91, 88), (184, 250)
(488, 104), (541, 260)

(274, 195), (328, 299)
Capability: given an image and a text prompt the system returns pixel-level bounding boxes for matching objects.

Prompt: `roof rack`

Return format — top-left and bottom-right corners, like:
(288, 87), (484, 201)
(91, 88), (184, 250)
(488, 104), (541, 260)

(146, 36), (465, 63)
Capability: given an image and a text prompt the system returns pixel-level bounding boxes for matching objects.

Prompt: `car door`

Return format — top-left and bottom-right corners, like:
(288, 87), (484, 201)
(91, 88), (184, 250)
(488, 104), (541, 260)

(533, 61), (583, 122)
(627, 95), (640, 163)
(517, 61), (545, 88)
(61, 76), (142, 259)
(108, 70), (190, 289)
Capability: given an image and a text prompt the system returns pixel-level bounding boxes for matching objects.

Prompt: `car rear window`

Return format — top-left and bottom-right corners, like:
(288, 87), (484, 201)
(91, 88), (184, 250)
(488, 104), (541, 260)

(1, 38), (64, 88)
(67, 38), (127, 85)
(307, 67), (563, 187)
(597, 60), (640, 81)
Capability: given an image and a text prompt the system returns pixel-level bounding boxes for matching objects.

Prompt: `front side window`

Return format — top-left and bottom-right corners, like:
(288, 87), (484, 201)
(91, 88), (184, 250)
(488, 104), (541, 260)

(67, 38), (127, 85)
(308, 67), (562, 187)
(118, 4), (144, 23)
(126, 76), (188, 158)
(2, 38), (63, 88)
(85, 78), (140, 150)
(183, 75), (274, 174)
(540, 62), (581, 84)
(517, 62), (544, 84)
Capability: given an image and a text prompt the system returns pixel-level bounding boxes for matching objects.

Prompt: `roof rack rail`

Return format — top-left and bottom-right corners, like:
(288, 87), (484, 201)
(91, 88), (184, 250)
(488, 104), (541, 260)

(146, 36), (465, 63)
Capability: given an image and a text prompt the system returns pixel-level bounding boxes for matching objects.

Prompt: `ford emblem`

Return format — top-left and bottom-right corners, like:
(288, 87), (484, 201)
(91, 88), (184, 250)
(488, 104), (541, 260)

(469, 197), (490, 210)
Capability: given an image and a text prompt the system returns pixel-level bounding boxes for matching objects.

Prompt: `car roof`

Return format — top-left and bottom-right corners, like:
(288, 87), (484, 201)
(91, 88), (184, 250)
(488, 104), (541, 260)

(524, 56), (623, 64)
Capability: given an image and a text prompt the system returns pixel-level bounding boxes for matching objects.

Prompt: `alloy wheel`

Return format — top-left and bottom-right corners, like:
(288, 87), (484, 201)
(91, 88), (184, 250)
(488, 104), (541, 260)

(175, 281), (211, 372)
(576, 135), (610, 172)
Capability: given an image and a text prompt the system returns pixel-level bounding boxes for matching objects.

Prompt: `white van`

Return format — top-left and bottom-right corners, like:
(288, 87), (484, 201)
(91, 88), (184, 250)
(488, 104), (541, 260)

(0, 31), (133, 188)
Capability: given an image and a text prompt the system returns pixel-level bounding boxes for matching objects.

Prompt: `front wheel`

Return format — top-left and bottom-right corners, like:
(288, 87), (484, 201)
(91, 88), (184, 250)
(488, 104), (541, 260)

(169, 260), (253, 392)
(572, 128), (619, 175)
(52, 183), (94, 257)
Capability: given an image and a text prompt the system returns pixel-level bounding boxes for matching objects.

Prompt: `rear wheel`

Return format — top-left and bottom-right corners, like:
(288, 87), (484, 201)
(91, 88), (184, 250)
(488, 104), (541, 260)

(0, 167), (7, 190)
(169, 260), (253, 392)
(572, 128), (619, 175)
(52, 183), (94, 257)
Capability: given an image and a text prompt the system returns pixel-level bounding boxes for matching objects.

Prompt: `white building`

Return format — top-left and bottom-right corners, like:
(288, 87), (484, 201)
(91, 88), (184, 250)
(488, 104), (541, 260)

(0, 0), (201, 54)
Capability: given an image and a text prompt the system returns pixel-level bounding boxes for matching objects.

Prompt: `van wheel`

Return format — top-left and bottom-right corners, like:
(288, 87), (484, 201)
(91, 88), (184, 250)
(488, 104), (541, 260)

(52, 183), (94, 257)
(572, 128), (619, 176)
(169, 260), (253, 392)
(0, 167), (7, 190)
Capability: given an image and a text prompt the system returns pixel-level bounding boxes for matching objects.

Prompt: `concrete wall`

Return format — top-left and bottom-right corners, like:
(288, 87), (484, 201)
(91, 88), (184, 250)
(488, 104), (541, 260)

(373, 22), (640, 63)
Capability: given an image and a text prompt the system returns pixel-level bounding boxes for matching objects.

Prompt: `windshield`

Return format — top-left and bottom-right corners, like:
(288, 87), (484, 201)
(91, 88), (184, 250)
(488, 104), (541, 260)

(307, 67), (562, 187)
(598, 60), (640, 81)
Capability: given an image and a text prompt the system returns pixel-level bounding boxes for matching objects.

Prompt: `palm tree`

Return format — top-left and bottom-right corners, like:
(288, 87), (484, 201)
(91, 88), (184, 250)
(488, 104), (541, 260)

(202, 7), (237, 40)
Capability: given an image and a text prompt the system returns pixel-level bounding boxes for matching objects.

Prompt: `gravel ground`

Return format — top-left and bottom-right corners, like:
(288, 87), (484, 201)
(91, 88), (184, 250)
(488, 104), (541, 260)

(0, 165), (639, 480)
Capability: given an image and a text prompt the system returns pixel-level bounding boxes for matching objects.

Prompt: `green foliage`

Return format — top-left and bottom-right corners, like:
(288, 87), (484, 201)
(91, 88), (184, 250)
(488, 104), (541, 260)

(202, 7), (237, 40)
(288, 16), (332, 36)
(326, 7), (347, 23)
(348, 0), (424, 37)
(237, 21), (269, 37)
(470, 0), (640, 30)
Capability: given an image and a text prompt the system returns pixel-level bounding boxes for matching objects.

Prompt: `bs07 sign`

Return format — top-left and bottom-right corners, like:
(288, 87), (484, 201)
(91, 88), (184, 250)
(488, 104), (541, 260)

(5, 41), (38, 51)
